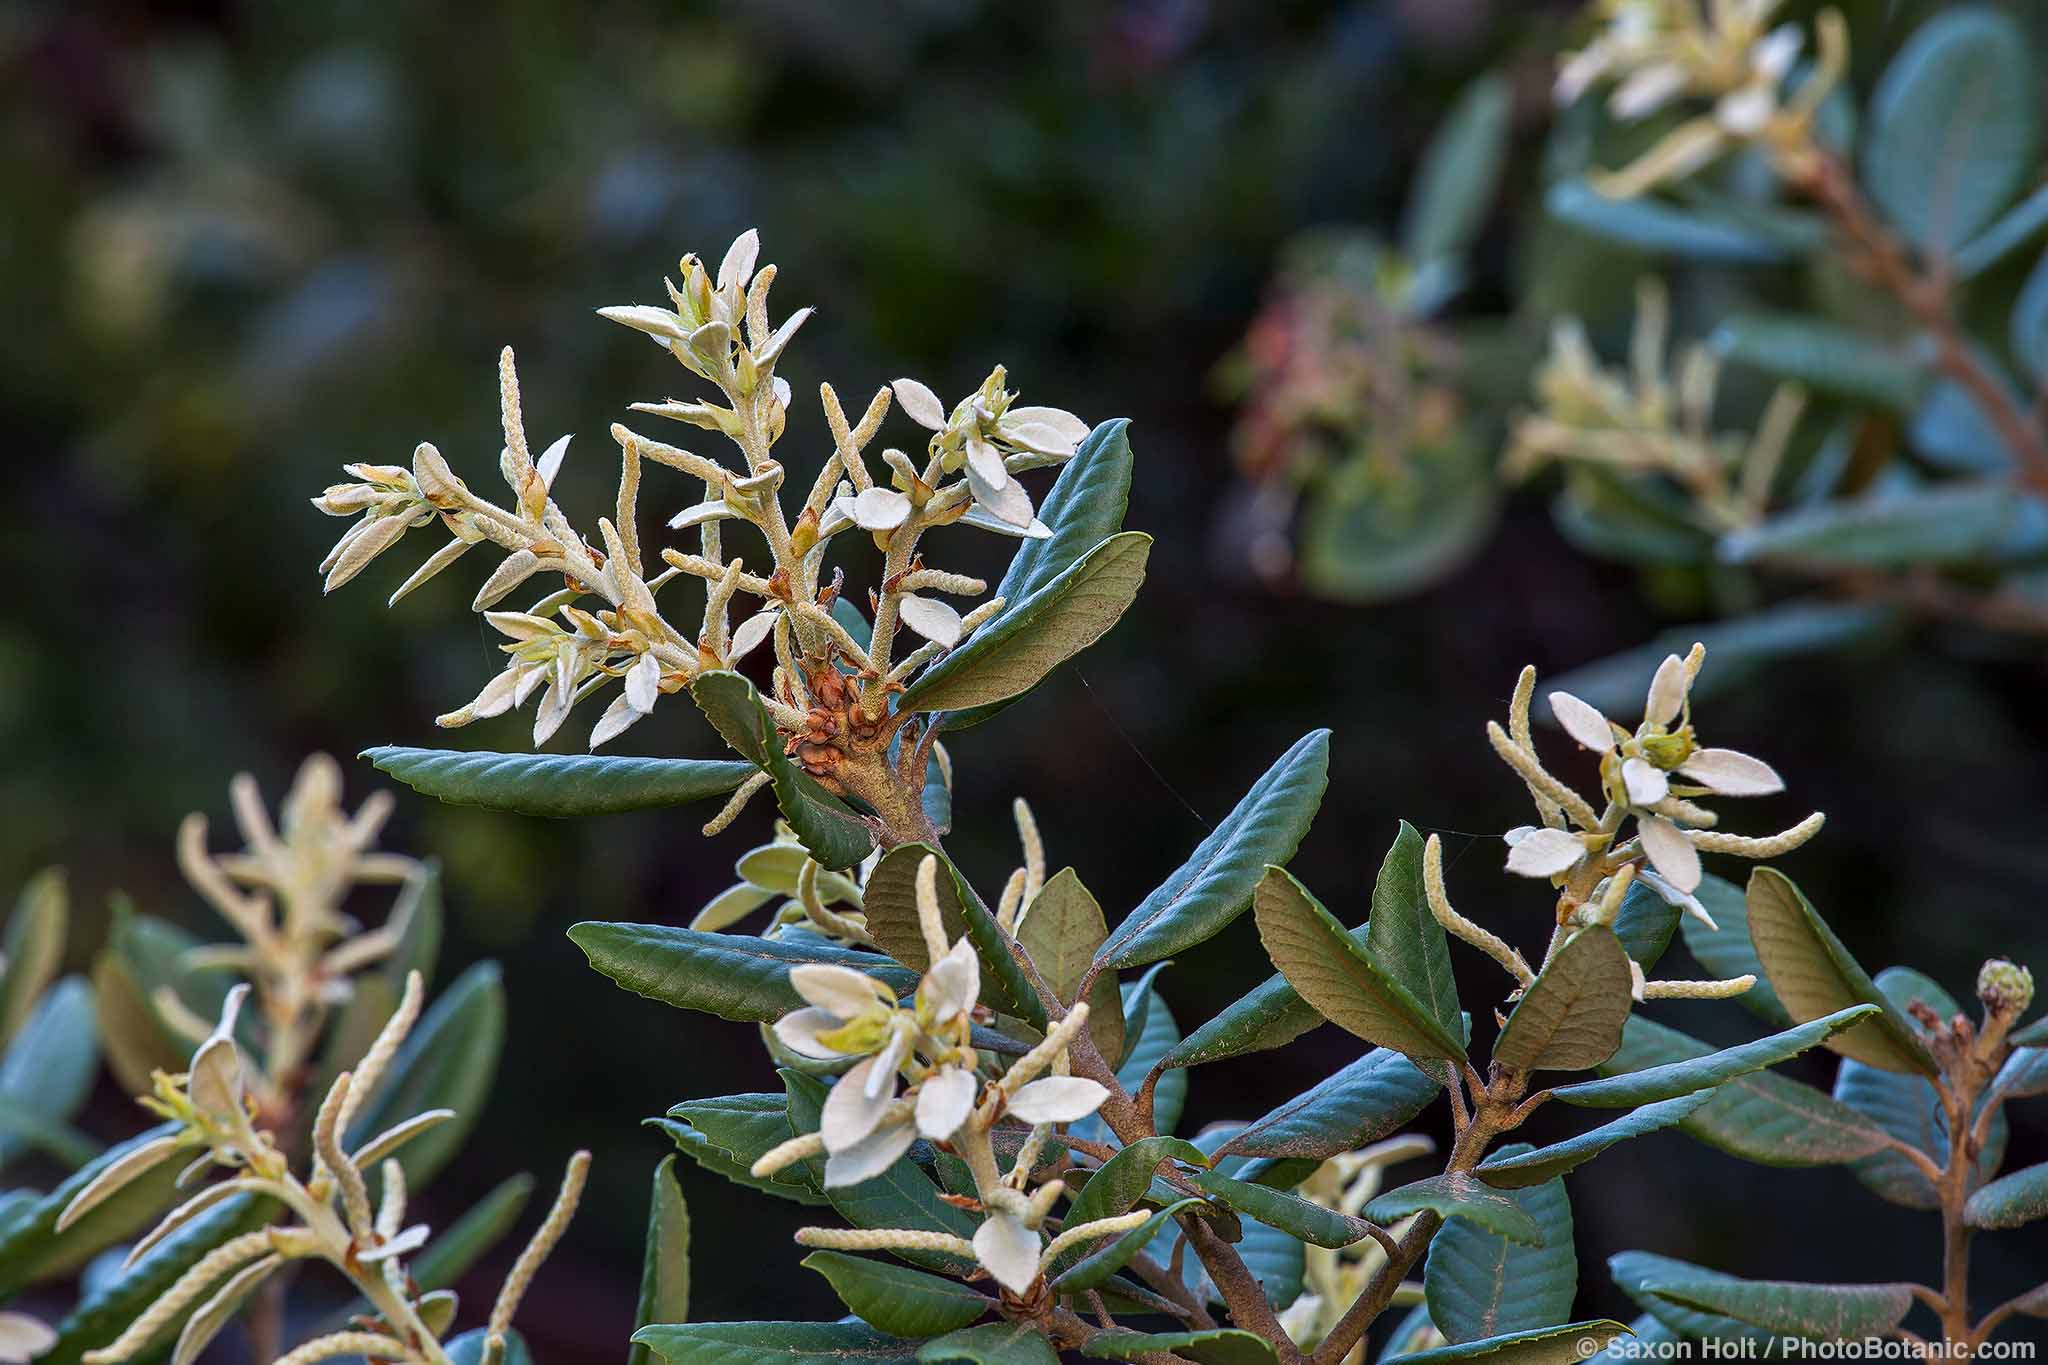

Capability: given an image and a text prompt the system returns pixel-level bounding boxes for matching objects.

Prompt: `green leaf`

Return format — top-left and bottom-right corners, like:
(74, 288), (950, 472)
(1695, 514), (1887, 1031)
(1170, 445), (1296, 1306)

(1365, 1173), (1543, 1247)
(1053, 1197), (1207, 1294)
(1743, 869), (1935, 1075)
(1299, 439), (1496, 603)
(345, 960), (503, 1190)
(948, 420), (1135, 730)
(803, 1252), (990, 1338)
(1162, 967), (1328, 1071)
(362, 746), (752, 817)
(42, 1194), (273, 1365)
(1862, 6), (2036, 254)
(630, 1157), (693, 1363)
(635, 1322), (917, 1365)
(1251, 867), (1466, 1063)
(1641, 1275), (1914, 1342)
(0, 978), (98, 1166)
(1990, 1045), (2048, 1100)
(1675, 875), (1789, 1026)
(1367, 822), (1460, 1039)
(1494, 928), (1631, 1074)
(1095, 731), (1331, 970)
(785, 1071), (978, 1272)
(0, 868), (66, 1049)
(1067, 1137), (1210, 1228)
(0, 1123), (185, 1295)
(571, 922), (915, 1023)
(653, 1091), (828, 1205)
(1545, 180), (1811, 264)
(1188, 1170), (1369, 1249)
(1551, 1005), (1879, 1108)
(1474, 1095), (1711, 1189)
(862, 845), (1044, 1028)
(2012, 1017), (2048, 1048)
(1596, 1016), (1887, 1167)
(1710, 316), (1924, 412)
(1427, 1144), (1574, 1343)
(918, 1323), (1057, 1365)
(1016, 869), (1122, 1065)
(899, 531), (1151, 715)
(1083, 1330), (1276, 1365)
(2013, 248), (2048, 385)
(1955, 184), (2048, 279)
(1610, 1252), (1774, 1348)
(1832, 1060), (1981, 1209)
(1403, 74), (1510, 268)
(1611, 881), (1678, 972)
(1719, 485), (2048, 570)
(412, 1173), (533, 1291)
(1965, 1161), (2048, 1230)
(1213, 1049), (1436, 1163)
(692, 671), (874, 870)
(1397, 1322), (1631, 1365)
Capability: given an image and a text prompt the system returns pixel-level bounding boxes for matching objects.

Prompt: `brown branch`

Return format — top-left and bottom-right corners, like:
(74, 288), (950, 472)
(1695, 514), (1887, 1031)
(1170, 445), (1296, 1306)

(1800, 155), (2048, 489)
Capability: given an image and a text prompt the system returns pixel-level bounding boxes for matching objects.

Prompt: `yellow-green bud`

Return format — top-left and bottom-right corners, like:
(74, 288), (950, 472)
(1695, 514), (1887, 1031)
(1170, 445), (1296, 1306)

(1977, 959), (2034, 1019)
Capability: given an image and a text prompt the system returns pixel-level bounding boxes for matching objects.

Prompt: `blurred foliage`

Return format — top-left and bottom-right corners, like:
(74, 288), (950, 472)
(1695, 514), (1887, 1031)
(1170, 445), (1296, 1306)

(1, 1), (2044, 1360)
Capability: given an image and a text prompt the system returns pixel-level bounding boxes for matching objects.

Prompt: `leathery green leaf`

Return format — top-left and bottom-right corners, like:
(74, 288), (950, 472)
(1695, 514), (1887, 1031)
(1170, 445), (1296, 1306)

(861, 845), (1044, 1028)
(1016, 868), (1122, 1064)
(1212, 1048), (1436, 1163)
(1641, 1275), (1913, 1342)
(361, 746), (752, 817)
(1593, 1016), (1886, 1166)
(1364, 1173), (1544, 1247)
(1250, 867), (1466, 1063)
(1188, 1170), (1372, 1249)
(1427, 1144), (1575, 1343)
(1965, 1161), (2048, 1230)
(1367, 822), (1460, 1039)
(1096, 730), (1330, 970)
(1493, 928), (1631, 1074)
(1552, 1005), (1878, 1107)
(629, 1157), (691, 1364)
(570, 922), (915, 1023)
(900, 531), (1152, 715)
(1744, 869), (1934, 1075)
(802, 1251), (991, 1337)
(918, 1322), (1058, 1365)
(1067, 1137), (1210, 1228)
(1474, 1094), (1711, 1188)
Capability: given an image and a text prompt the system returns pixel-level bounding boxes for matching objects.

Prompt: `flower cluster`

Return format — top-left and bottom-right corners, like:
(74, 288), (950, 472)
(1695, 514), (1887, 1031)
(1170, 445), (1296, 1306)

(60, 977), (585, 1365)
(313, 230), (1087, 791)
(171, 755), (426, 1124)
(1504, 280), (1804, 535)
(1423, 646), (1823, 1002)
(752, 854), (1133, 1298)
(1559, 0), (1846, 198)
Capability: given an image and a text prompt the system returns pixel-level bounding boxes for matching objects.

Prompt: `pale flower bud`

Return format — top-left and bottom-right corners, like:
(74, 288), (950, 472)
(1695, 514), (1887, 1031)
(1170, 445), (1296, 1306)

(1978, 959), (2034, 1020)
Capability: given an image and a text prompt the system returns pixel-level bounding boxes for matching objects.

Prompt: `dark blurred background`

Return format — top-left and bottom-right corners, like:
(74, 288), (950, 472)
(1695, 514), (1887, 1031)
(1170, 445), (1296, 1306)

(3, 0), (2044, 1355)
